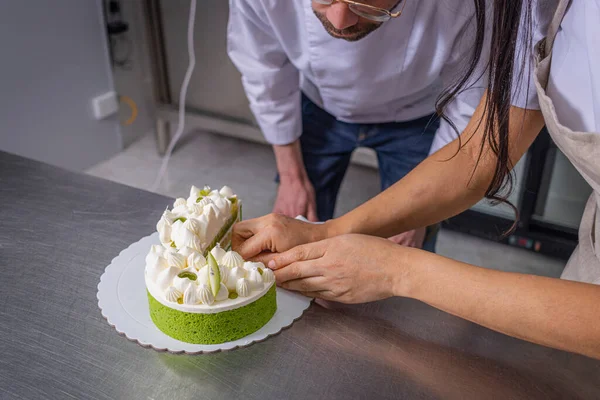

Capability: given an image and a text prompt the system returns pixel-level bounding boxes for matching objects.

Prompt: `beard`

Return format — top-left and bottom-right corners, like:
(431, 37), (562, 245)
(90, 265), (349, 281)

(313, 9), (383, 42)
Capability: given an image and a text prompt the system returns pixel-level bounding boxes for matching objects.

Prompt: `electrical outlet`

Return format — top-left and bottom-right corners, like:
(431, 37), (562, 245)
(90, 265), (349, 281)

(91, 91), (119, 120)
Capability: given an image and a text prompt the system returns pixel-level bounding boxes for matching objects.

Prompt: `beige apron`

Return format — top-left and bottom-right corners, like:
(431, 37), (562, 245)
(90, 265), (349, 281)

(534, 0), (600, 284)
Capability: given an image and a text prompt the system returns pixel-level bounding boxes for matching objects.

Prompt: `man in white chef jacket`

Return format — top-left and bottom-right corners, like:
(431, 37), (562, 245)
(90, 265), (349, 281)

(227, 0), (486, 251)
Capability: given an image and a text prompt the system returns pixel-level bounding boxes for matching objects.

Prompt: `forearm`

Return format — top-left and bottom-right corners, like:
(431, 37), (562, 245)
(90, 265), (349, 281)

(397, 248), (600, 359)
(273, 139), (307, 181)
(325, 100), (544, 239)
(328, 136), (488, 238)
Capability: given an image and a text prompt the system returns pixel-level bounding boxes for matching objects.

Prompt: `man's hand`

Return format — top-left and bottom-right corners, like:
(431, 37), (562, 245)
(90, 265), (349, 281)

(388, 227), (426, 248)
(273, 176), (318, 222)
(272, 139), (319, 222)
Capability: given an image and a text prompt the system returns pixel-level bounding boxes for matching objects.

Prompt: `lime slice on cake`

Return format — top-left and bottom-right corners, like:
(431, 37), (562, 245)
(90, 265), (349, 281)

(207, 253), (221, 297)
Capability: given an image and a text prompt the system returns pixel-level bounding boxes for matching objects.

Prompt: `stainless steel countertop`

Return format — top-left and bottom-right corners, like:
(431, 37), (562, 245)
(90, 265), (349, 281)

(1, 150), (599, 400)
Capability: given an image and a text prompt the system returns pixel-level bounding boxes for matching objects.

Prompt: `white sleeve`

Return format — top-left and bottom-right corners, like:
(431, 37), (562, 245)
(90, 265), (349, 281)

(227, 0), (301, 145)
(430, 8), (490, 154)
(511, 0), (556, 109)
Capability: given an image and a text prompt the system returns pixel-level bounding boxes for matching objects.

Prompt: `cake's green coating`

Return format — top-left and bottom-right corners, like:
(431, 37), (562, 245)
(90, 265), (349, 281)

(148, 285), (277, 344)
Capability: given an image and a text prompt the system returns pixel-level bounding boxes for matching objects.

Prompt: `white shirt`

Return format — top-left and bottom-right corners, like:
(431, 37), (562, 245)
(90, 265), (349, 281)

(227, 0), (489, 151)
(548, 0), (600, 133)
(514, 0), (600, 134)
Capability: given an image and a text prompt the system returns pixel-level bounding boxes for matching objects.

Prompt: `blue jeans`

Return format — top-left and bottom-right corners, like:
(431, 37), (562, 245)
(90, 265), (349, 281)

(299, 94), (439, 252)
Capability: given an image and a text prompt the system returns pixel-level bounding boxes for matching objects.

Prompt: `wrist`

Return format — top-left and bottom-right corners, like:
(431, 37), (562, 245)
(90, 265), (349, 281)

(308, 223), (329, 243)
(323, 215), (353, 239)
(273, 140), (307, 183)
(278, 169), (307, 182)
(391, 246), (427, 299)
(322, 219), (339, 239)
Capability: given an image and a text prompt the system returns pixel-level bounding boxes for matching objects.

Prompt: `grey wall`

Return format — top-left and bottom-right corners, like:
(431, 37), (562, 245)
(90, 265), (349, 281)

(0, 0), (122, 171)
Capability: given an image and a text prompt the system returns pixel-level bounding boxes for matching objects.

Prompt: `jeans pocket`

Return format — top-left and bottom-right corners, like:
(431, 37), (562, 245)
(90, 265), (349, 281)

(301, 93), (316, 117)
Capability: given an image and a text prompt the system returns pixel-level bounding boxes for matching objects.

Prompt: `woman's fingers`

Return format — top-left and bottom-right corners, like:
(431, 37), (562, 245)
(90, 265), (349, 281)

(235, 229), (272, 260)
(232, 218), (263, 252)
(268, 242), (326, 270)
(249, 251), (277, 265)
(274, 260), (322, 283)
(299, 291), (337, 301)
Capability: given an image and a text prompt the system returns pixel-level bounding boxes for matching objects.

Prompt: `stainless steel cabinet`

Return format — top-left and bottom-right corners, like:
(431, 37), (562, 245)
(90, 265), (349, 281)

(160, 0), (255, 124)
(533, 147), (592, 229)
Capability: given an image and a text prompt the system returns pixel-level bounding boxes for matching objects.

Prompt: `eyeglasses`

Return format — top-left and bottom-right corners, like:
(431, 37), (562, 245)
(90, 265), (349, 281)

(313, 0), (408, 22)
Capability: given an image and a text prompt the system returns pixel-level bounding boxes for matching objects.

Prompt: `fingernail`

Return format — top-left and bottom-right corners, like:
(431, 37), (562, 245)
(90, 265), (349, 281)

(268, 260), (276, 270)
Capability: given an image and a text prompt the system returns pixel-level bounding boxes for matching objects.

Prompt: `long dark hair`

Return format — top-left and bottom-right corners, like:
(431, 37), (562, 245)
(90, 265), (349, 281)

(436, 0), (534, 232)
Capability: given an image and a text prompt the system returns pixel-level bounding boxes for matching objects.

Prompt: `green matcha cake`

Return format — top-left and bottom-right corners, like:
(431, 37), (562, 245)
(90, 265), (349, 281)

(144, 185), (277, 344)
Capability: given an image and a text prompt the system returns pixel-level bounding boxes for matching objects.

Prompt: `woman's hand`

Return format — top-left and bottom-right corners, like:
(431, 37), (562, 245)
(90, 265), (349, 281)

(232, 213), (329, 262)
(268, 234), (412, 303)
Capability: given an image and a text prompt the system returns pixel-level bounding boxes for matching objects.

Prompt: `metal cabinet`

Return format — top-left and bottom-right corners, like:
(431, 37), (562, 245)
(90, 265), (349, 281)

(445, 130), (590, 259)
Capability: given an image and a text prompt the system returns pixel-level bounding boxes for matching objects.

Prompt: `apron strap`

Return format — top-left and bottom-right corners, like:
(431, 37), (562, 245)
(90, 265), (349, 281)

(542, 0), (571, 60)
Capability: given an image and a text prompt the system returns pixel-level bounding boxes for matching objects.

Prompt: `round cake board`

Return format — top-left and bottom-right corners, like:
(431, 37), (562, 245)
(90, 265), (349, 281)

(97, 232), (313, 354)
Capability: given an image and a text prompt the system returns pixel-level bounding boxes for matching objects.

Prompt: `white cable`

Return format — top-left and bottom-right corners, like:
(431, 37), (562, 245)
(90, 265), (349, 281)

(151, 0), (197, 191)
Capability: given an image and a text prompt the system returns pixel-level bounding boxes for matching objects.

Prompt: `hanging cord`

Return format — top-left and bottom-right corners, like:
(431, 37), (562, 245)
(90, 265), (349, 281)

(151, 0), (197, 191)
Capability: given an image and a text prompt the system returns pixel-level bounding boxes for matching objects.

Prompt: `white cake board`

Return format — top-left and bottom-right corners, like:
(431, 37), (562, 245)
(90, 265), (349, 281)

(97, 232), (313, 354)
